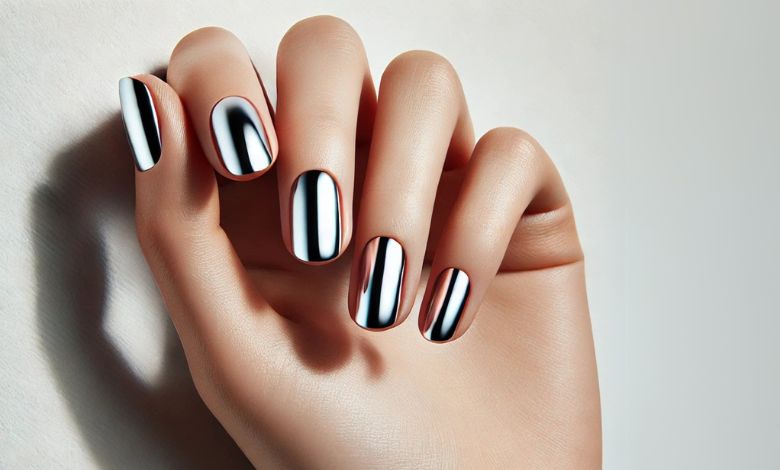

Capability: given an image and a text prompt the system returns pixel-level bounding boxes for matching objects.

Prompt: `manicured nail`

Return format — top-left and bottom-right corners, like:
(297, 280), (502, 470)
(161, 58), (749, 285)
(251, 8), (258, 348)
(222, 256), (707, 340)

(422, 268), (471, 342)
(291, 170), (341, 262)
(211, 96), (272, 176)
(119, 77), (161, 171)
(353, 237), (405, 330)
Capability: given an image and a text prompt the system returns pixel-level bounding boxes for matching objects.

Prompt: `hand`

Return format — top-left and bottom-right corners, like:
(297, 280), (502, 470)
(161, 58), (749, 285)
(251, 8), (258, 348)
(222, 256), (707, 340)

(119, 16), (601, 468)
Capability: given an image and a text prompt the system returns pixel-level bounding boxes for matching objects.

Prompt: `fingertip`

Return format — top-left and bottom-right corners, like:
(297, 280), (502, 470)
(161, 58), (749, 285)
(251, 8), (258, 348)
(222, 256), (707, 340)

(119, 75), (164, 172)
(209, 94), (277, 180)
(121, 73), (196, 174)
(418, 267), (472, 344)
(348, 236), (410, 331)
(121, 72), (219, 233)
(286, 168), (352, 265)
(167, 27), (278, 182)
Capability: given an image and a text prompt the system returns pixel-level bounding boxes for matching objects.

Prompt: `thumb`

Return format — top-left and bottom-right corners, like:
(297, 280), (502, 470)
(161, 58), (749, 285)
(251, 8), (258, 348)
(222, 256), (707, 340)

(119, 74), (282, 391)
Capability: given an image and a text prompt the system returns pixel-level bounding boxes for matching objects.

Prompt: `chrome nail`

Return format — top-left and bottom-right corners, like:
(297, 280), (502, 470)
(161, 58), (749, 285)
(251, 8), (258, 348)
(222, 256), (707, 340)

(354, 237), (405, 329)
(291, 170), (341, 262)
(422, 268), (470, 342)
(211, 96), (271, 175)
(119, 77), (161, 171)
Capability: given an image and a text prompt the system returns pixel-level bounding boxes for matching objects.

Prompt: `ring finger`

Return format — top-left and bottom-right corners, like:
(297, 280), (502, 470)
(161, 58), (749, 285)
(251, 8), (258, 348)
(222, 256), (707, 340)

(348, 50), (475, 330)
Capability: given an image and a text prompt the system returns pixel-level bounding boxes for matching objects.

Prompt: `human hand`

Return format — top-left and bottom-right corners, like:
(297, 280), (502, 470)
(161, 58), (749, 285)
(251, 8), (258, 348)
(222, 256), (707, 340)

(119, 16), (600, 468)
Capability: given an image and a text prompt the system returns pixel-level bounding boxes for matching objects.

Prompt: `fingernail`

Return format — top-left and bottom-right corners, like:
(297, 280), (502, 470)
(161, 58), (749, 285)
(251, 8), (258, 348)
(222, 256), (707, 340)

(211, 96), (272, 176)
(353, 237), (405, 330)
(291, 170), (341, 262)
(422, 268), (470, 342)
(119, 77), (161, 171)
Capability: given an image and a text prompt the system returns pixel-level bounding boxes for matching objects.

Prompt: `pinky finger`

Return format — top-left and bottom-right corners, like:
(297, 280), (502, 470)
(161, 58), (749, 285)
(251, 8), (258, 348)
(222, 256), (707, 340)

(419, 127), (579, 343)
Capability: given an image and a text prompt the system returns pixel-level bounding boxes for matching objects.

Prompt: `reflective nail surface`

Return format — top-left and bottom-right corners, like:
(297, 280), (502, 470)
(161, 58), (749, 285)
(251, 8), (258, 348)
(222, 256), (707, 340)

(291, 170), (341, 262)
(354, 237), (405, 329)
(211, 96), (271, 175)
(119, 77), (161, 171)
(422, 268), (470, 342)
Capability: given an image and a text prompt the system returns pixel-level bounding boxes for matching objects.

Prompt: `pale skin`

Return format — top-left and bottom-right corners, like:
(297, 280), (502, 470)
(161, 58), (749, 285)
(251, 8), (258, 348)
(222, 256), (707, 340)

(129, 16), (601, 469)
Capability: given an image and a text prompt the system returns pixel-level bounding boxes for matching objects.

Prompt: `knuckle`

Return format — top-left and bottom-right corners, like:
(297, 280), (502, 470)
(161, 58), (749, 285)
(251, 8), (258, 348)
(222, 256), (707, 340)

(384, 50), (459, 88)
(479, 127), (544, 169)
(135, 206), (187, 254)
(172, 26), (240, 56)
(134, 208), (170, 252)
(135, 206), (215, 270)
(169, 27), (248, 83)
(280, 15), (363, 56)
(304, 108), (356, 137)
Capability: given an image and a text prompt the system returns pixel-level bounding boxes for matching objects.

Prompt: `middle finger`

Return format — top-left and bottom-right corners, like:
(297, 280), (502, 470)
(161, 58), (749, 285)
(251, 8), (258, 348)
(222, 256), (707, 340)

(276, 16), (375, 264)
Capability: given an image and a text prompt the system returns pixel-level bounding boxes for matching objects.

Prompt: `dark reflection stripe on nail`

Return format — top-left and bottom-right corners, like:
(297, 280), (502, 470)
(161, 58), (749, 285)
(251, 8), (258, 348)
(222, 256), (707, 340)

(211, 96), (271, 175)
(119, 77), (161, 171)
(291, 170), (341, 262)
(423, 268), (470, 342)
(354, 237), (405, 329)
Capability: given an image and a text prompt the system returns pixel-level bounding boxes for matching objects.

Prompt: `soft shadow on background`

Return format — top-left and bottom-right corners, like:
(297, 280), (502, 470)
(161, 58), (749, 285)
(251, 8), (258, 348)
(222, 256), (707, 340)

(31, 114), (251, 468)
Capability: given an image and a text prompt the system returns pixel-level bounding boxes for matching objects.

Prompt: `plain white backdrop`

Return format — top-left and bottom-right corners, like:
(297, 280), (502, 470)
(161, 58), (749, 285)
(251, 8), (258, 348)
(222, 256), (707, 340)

(1, 0), (777, 468)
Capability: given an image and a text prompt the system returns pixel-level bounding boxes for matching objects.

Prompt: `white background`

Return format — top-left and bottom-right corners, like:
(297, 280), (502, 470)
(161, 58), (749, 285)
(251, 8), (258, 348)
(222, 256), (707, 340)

(1, 0), (778, 468)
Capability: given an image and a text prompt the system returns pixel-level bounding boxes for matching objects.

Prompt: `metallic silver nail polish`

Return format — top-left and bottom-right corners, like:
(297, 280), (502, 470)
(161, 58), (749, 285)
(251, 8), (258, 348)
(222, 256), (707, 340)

(422, 268), (470, 342)
(291, 170), (341, 262)
(119, 77), (161, 171)
(353, 237), (405, 329)
(211, 96), (271, 175)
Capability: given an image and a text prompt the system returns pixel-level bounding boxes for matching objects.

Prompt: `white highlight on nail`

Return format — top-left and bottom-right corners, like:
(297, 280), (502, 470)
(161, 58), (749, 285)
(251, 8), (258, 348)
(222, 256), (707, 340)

(316, 172), (339, 259)
(376, 241), (404, 326)
(291, 171), (340, 261)
(292, 183), (309, 259)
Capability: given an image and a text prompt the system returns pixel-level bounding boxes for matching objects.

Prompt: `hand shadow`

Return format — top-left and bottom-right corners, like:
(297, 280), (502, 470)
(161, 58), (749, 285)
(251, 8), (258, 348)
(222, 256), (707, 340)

(31, 114), (251, 469)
